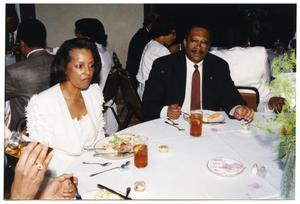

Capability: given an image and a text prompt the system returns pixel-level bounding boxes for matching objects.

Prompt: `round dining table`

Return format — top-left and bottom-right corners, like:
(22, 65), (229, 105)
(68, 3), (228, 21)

(65, 111), (283, 199)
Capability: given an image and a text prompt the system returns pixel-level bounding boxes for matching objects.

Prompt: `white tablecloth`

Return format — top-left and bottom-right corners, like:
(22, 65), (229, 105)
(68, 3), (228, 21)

(65, 112), (283, 199)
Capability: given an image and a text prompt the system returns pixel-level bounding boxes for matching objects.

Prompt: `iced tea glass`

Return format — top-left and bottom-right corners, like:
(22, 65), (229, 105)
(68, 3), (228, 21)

(133, 136), (148, 168)
(190, 110), (203, 137)
(5, 131), (30, 158)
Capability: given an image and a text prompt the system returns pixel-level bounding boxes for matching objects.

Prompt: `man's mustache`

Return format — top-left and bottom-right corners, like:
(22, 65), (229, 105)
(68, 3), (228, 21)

(191, 50), (205, 55)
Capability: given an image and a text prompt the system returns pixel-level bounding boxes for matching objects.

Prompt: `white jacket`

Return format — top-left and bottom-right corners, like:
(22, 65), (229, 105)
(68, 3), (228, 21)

(26, 83), (105, 155)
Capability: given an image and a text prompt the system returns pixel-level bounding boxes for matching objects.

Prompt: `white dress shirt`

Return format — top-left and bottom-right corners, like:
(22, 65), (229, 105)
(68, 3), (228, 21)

(137, 40), (170, 100)
(160, 57), (203, 117)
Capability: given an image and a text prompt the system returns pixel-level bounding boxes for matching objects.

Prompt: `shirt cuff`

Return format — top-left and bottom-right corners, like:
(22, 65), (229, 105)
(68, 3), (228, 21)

(229, 105), (242, 116)
(160, 106), (169, 118)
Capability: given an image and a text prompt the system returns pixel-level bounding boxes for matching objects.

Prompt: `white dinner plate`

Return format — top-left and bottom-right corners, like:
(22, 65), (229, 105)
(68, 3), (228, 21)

(81, 189), (123, 200)
(207, 157), (245, 177)
(93, 134), (134, 160)
(183, 110), (225, 123)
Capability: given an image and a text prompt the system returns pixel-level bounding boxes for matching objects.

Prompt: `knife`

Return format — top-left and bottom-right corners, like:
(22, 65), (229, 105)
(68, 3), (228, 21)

(203, 121), (225, 124)
(97, 184), (132, 200)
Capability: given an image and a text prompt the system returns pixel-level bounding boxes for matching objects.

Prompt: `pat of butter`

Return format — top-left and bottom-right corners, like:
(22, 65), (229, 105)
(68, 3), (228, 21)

(159, 145), (169, 153)
(134, 181), (145, 192)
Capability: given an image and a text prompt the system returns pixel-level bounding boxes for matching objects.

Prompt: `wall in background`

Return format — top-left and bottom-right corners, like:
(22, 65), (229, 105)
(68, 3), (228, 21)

(35, 4), (143, 66)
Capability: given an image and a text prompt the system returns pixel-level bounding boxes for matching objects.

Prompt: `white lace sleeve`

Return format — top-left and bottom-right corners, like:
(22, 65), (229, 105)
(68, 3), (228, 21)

(25, 95), (54, 145)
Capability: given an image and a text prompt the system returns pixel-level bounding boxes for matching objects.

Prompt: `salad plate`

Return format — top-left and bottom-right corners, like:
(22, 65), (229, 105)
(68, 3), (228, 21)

(93, 134), (134, 159)
(207, 157), (245, 177)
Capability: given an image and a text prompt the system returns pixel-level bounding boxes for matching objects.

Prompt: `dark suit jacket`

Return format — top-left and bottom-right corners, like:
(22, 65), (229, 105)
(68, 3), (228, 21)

(142, 51), (245, 121)
(5, 50), (54, 130)
(125, 27), (151, 89)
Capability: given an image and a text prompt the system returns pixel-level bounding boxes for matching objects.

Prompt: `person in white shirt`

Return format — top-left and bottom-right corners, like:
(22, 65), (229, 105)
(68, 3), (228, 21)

(136, 17), (176, 100)
(210, 45), (285, 112)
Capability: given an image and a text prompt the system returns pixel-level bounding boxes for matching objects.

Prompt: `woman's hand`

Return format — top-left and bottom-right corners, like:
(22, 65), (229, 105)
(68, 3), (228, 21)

(10, 142), (53, 199)
(39, 174), (77, 200)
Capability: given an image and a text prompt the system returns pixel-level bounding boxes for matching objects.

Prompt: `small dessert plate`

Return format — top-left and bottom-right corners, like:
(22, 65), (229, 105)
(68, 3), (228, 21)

(207, 157), (245, 177)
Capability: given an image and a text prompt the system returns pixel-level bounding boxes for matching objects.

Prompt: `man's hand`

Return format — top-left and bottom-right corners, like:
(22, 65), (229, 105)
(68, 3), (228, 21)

(268, 97), (286, 113)
(234, 105), (254, 121)
(167, 104), (181, 119)
(39, 174), (76, 200)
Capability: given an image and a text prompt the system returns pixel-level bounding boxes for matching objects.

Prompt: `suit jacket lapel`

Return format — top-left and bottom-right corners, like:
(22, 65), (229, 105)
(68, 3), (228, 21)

(175, 52), (187, 106)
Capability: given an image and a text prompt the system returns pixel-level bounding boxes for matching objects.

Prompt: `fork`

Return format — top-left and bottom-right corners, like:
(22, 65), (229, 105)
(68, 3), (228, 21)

(164, 121), (185, 131)
(167, 117), (179, 125)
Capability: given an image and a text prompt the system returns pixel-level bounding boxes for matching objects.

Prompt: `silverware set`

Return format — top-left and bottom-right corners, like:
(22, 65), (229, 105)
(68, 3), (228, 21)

(89, 161), (131, 177)
(164, 118), (185, 131)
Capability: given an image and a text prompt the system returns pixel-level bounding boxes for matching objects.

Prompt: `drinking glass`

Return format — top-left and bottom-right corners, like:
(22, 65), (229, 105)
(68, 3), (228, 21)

(190, 110), (203, 137)
(5, 131), (30, 158)
(133, 136), (148, 168)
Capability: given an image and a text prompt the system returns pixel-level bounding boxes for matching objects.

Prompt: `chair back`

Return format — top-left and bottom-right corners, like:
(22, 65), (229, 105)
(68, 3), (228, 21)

(118, 70), (143, 129)
(236, 86), (260, 111)
(103, 69), (120, 103)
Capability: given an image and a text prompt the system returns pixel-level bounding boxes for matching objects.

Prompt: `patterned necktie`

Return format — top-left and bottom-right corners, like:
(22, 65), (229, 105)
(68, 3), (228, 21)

(190, 64), (200, 110)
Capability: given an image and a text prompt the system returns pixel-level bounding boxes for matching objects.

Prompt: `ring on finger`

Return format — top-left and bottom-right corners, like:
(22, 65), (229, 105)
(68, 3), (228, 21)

(35, 162), (44, 171)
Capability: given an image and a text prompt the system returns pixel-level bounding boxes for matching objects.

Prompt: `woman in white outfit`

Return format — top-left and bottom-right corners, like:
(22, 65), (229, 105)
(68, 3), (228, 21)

(74, 18), (117, 135)
(26, 38), (105, 175)
(137, 17), (176, 100)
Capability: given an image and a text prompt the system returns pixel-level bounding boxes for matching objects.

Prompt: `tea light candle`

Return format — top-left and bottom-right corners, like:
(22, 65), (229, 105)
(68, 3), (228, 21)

(159, 145), (169, 153)
(241, 123), (250, 131)
(134, 181), (145, 192)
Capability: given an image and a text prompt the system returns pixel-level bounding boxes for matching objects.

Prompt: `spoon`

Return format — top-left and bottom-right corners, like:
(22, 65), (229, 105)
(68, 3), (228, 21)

(89, 161), (130, 177)
(82, 161), (112, 166)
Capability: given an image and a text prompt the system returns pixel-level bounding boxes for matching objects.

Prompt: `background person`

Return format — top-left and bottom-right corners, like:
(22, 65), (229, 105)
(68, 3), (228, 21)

(5, 19), (53, 131)
(136, 17), (176, 100)
(125, 12), (159, 89)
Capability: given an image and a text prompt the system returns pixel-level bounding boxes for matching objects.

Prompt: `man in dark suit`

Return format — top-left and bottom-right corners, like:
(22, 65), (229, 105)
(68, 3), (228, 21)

(142, 25), (254, 121)
(125, 12), (159, 90)
(5, 19), (54, 131)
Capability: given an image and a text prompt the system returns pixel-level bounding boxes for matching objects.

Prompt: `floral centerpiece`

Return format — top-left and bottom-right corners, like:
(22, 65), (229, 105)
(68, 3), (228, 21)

(256, 49), (296, 199)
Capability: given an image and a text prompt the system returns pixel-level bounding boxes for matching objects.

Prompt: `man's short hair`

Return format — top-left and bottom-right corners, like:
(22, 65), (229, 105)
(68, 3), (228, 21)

(16, 19), (47, 48)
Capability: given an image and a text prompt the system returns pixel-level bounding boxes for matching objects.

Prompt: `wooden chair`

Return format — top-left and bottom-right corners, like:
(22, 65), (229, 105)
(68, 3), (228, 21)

(236, 86), (260, 111)
(102, 69), (122, 128)
(118, 69), (143, 129)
